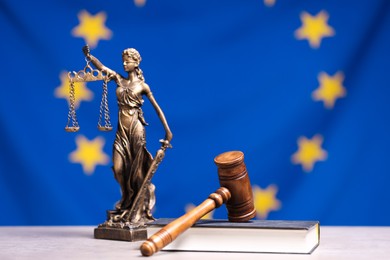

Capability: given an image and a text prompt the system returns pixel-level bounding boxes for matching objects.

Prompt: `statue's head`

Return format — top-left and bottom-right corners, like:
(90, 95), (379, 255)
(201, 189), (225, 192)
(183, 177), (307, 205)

(122, 48), (142, 66)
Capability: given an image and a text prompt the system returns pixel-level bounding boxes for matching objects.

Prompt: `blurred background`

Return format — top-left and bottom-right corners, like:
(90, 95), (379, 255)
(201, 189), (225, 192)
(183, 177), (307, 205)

(1, 0), (389, 226)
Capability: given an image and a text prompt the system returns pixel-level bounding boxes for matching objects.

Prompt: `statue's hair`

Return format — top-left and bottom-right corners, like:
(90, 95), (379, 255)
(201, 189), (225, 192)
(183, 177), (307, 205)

(122, 48), (142, 63)
(122, 48), (144, 81)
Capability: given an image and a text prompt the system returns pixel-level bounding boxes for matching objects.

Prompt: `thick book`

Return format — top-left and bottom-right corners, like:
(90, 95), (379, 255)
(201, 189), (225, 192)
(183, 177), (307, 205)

(147, 218), (320, 254)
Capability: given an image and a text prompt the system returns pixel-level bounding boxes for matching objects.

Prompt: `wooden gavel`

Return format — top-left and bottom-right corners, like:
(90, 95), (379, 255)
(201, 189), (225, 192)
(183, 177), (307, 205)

(140, 151), (256, 256)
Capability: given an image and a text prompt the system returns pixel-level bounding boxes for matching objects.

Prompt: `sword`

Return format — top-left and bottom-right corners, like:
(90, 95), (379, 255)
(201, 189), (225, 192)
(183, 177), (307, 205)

(114, 139), (171, 222)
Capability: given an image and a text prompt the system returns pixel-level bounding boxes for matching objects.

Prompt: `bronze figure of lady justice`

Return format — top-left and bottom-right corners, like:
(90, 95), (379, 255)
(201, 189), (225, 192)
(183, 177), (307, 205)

(65, 45), (173, 241)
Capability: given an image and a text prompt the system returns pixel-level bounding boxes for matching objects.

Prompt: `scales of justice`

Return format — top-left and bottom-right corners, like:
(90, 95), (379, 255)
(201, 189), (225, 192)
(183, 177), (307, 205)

(65, 45), (173, 241)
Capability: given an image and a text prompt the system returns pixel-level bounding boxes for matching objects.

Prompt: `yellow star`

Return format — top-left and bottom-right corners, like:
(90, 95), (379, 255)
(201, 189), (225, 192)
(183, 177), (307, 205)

(291, 135), (328, 172)
(134, 0), (146, 7)
(253, 184), (281, 219)
(71, 10), (112, 48)
(264, 0), (276, 7)
(312, 71), (346, 109)
(54, 71), (93, 108)
(185, 203), (214, 220)
(69, 135), (110, 175)
(295, 10), (335, 48)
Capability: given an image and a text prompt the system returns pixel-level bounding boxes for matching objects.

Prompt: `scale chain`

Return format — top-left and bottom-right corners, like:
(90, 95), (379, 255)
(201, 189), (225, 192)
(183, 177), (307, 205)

(98, 78), (112, 131)
(65, 80), (80, 132)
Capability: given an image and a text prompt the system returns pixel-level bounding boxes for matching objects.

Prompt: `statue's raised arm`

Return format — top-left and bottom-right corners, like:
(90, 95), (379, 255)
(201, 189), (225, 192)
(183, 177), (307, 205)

(82, 45), (119, 80)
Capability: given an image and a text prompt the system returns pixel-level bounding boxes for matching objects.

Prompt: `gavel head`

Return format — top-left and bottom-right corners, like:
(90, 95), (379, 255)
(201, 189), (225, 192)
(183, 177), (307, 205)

(214, 151), (256, 222)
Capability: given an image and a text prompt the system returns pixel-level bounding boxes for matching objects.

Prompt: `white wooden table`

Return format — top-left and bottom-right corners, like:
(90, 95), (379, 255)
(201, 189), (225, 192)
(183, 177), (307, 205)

(1, 226), (389, 259)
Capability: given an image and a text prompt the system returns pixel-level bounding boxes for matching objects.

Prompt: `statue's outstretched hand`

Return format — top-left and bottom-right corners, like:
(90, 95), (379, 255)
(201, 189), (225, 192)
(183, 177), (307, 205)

(82, 45), (91, 57)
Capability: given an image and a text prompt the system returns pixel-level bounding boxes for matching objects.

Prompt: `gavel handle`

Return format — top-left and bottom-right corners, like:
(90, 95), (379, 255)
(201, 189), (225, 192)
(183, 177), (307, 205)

(140, 187), (231, 256)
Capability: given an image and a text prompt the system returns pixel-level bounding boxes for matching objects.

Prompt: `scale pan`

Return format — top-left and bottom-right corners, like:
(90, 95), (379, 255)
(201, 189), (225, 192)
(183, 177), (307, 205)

(65, 126), (80, 132)
(98, 126), (113, 131)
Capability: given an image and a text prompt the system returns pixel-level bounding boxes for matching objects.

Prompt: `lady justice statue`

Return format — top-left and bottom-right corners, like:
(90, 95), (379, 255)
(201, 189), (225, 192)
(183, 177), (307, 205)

(67, 45), (173, 241)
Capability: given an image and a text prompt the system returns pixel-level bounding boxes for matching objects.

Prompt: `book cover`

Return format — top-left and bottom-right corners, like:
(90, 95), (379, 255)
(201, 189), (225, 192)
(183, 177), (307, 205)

(147, 218), (320, 254)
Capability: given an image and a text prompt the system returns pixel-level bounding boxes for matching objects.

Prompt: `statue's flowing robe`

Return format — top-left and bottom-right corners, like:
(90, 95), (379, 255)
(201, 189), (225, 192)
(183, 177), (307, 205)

(113, 85), (155, 222)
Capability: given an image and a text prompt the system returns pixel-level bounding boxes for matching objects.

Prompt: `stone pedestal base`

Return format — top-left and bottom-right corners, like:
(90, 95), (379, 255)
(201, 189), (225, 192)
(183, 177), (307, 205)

(94, 225), (147, 242)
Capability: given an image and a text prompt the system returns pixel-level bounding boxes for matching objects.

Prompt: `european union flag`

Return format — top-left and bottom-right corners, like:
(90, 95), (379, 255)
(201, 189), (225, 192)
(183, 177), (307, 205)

(1, 0), (389, 226)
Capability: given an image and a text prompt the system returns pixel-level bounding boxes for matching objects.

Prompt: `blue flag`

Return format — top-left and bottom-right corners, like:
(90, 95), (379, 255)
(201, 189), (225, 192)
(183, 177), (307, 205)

(1, 0), (389, 225)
